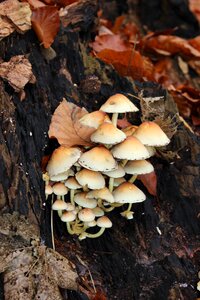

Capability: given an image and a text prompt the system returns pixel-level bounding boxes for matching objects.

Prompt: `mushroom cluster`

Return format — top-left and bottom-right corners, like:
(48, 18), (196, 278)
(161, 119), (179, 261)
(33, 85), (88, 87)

(44, 94), (170, 240)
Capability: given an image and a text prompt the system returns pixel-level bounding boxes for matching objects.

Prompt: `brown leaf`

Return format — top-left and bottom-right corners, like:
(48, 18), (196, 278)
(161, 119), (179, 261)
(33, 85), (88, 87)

(96, 49), (154, 81)
(24, 0), (46, 9)
(138, 171), (157, 196)
(90, 34), (130, 53)
(189, 0), (200, 22)
(0, 55), (36, 92)
(48, 99), (96, 147)
(31, 6), (60, 48)
(143, 34), (200, 58)
(153, 58), (181, 87)
(0, 0), (31, 38)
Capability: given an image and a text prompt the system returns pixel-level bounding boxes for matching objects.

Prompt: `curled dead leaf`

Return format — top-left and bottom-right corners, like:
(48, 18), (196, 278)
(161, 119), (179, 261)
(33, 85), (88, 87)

(48, 99), (96, 147)
(138, 171), (157, 196)
(31, 6), (60, 48)
(0, 55), (36, 92)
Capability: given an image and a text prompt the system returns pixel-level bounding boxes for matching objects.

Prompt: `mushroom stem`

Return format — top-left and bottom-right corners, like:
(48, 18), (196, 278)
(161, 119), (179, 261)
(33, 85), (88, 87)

(66, 222), (75, 235)
(50, 195), (55, 250)
(121, 159), (128, 167)
(82, 185), (89, 192)
(78, 227), (106, 240)
(108, 177), (114, 192)
(129, 174), (137, 183)
(97, 199), (115, 212)
(111, 112), (119, 127)
(121, 203), (134, 219)
(70, 189), (75, 205)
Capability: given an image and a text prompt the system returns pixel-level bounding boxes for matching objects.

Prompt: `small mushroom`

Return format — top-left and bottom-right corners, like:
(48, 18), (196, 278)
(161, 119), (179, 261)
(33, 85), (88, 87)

(124, 159), (154, 183)
(103, 164), (125, 192)
(75, 168), (105, 190)
(113, 182), (146, 204)
(52, 182), (68, 199)
(79, 110), (110, 128)
(90, 122), (126, 145)
(78, 216), (112, 239)
(64, 177), (82, 204)
(74, 192), (97, 209)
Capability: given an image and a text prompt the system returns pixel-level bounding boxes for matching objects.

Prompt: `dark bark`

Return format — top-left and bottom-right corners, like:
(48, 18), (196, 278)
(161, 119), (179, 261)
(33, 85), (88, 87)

(0, 1), (200, 300)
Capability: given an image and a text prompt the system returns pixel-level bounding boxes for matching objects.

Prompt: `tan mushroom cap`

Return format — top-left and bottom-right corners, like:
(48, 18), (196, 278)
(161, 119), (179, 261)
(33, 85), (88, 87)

(100, 93), (139, 113)
(124, 160), (154, 175)
(74, 192), (97, 208)
(134, 121), (170, 146)
(78, 208), (95, 222)
(61, 211), (76, 222)
(45, 184), (53, 195)
(50, 169), (74, 182)
(113, 182), (146, 203)
(79, 110), (111, 129)
(111, 136), (150, 160)
(103, 164), (125, 178)
(92, 207), (105, 217)
(86, 187), (114, 203)
(52, 182), (68, 196)
(78, 146), (117, 172)
(85, 220), (97, 227)
(52, 199), (68, 210)
(97, 216), (112, 228)
(46, 146), (81, 176)
(75, 169), (105, 189)
(90, 122), (126, 145)
(113, 177), (126, 187)
(64, 177), (82, 189)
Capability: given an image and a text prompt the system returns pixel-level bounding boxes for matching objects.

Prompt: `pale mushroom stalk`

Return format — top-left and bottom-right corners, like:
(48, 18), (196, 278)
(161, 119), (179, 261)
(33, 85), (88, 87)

(108, 177), (115, 192)
(66, 221), (75, 235)
(82, 185), (89, 192)
(111, 112), (119, 127)
(50, 195), (55, 250)
(121, 203), (134, 219)
(70, 189), (75, 205)
(97, 199), (115, 212)
(129, 174), (137, 183)
(79, 227), (106, 239)
(121, 159), (128, 167)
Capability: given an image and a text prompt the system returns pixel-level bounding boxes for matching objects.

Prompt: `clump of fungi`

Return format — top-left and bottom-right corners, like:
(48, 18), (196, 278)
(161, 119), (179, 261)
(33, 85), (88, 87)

(44, 94), (170, 241)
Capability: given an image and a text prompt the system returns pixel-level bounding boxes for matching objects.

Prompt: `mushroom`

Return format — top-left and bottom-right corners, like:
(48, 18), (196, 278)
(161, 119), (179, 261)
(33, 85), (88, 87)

(46, 146), (81, 177)
(74, 192), (97, 209)
(124, 159), (154, 183)
(111, 136), (150, 164)
(92, 207), (105, 217)
(78, 208), (95, 222)
(61, 211), (76, 222)
(78, 146), (117, 172)
(78, 216), (112, 240)
(52, 182), (68, 200)
(64, 177), (82, 204)
(50, 169), (74, 182)
(100, 93), (138, 126)
(90, 122), (126, 145)
(133, 121), (170, 146)
(86, 187), (114, 203)
(79, 110), (110, 128)
(75, 168), (105, 190)
(103, 164), (125, 192)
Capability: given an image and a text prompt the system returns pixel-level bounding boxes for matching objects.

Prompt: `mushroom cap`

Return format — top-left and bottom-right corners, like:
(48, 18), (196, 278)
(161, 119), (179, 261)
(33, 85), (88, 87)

(113, 182), (146, 203)
(100, 94), (139, 113)
(52, 199), (68, 210)
(61, 211), (76, 222)
(75, 169), (105, 189)
(111, 136), (150, 160)
(46, 146), (81, 176)
(103, 164), (125, 178)
(86, 187), (114, 203)
(65, 203), (76, 211)
(113, 177), (126, 187)
(90, 122), (126, 145)
(134, 121), (170, 146)
(122, 125), (138, 137)
(45, 184), (53, 195)
(92, 207), (105, 217)
(64, 177), (82, 189)
(78, 208), (95, 222)
(124, 160), (154, 175)
(50, 169), (74, 182)
(85, 220), (97, 227)
(97, 216), (112, 228)
(78, 146), (117, 172)
(52, 183), (68, 196)
(74, 192), (97, 208)
(79, 110), (110, 129)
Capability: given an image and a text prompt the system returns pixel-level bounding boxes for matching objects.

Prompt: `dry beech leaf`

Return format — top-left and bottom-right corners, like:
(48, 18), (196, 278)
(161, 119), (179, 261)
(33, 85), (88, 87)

(31, 6), (60, 48)
(0, 0), (31, 39)
(24, 0), (46, 9)
(1, 245), (78, 300)
(96, 49), (154, 81)
(0, 55), (36, 92)
(90, 34), (130, 53)
(138, 171), (157, 196)
(189, 0), (200, 22)
(48, 99), (96, 147)
(143, 35), (200, 58)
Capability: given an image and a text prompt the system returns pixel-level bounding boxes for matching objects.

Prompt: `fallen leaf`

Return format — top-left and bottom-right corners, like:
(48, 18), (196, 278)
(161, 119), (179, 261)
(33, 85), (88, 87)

(0, 55), (36, 92)
(48, 99), (96, 147)
(143, 34), (200, 58)
(96, 49), (154, 81)
(138, 171), (157, 196)
(117, 115), (132, 128)
(153, 58), (181, 87)
(189, 0), (200, 22)
(31, 6), (60, 48)
(0, 0), (31, 39)
(90, 34), (130, 53)
(24, 0), (46, 9)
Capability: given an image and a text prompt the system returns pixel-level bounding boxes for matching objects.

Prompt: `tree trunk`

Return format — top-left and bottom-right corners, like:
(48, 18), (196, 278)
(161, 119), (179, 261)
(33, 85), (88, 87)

(0, 1), (199, 299)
